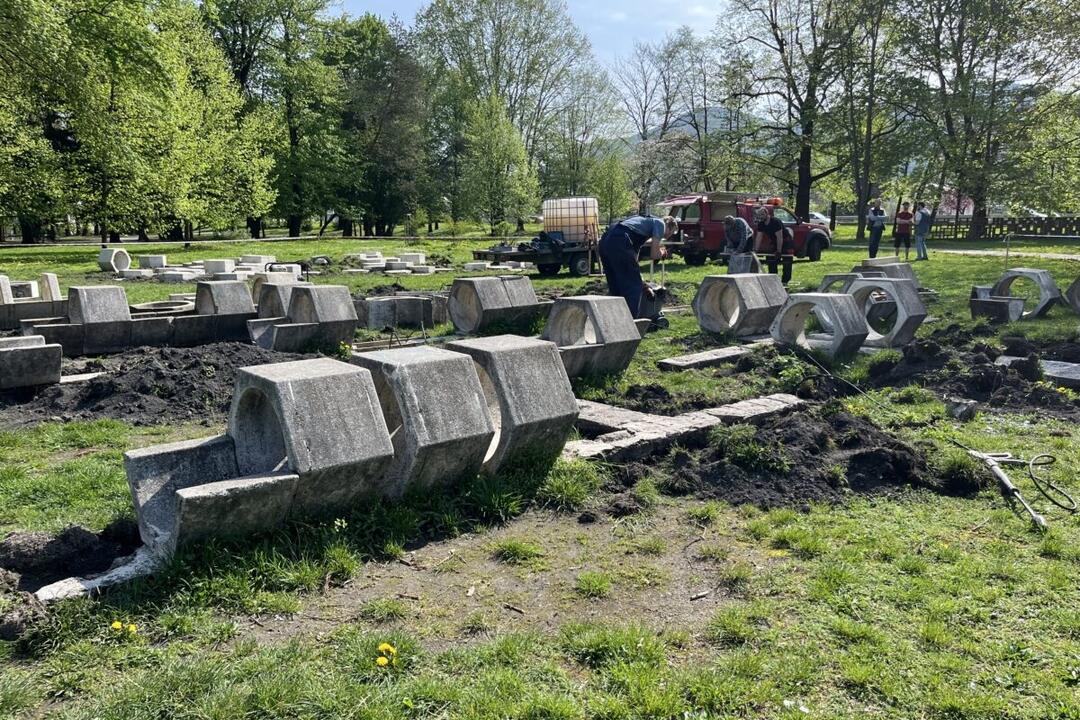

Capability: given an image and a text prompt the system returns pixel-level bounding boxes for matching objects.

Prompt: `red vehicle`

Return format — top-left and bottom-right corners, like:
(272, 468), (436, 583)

(657, 192), (832, 266)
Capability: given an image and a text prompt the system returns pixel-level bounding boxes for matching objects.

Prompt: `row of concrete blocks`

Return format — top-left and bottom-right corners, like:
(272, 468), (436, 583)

(969, 268), (1078, 322)
(97, 248), (278, 273)
(248, 282), (357, 352)
(691, 271), (927, 355)
(22, 282), (260, 355)
(0, 273), (63, 305)
(125, 339), (579, 556)
(0, 335), (62, 390)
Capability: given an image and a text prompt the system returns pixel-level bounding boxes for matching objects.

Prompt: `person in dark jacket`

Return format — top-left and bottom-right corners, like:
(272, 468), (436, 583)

(723, 215), (754, 255)
(754, 207), (793, 284)
(598, 215), (678, 318)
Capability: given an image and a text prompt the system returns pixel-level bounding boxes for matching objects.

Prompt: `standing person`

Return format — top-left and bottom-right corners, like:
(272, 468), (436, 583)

(598, 215), (678, 318)
(894, 201), (914, 260)
(866, 199), (887, 258)
(754, 206), (793, 284)
(913, 201), (932, 261)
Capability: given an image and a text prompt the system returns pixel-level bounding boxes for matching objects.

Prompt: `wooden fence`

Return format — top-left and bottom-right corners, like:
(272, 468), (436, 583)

(929, 215), (1080, 241)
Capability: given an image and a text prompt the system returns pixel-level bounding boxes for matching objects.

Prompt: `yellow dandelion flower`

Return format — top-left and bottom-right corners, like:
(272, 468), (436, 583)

(127, 624), (138, 634)
(376, 656), (390, 667)
(110, 620), (123, 631)
(378, 642), (396, 655)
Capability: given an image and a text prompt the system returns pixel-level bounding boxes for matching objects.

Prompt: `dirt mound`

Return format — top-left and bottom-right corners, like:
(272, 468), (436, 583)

(0, 520), (141, 591)
(618, 409), (948, 510)
(616, 384), (715, 416)
(0, 343), (307, 428)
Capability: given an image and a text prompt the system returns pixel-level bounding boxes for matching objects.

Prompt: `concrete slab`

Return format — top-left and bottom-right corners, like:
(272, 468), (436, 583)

(0, 276), (12, 304)
(970, 297), (1025, 323)
(728, 253), (761, 274)
(138, 255), (167, 269)
(195, 281), (256, 316)
(10, 281), (38, 299)
(658, 345), (751, 370)
(353, 346), (494, 496)
(174, 473), (299, 547)
(448, 276), (543, 334)
(0, 336), (62, 389)
(67, 286), (132, 324)
(446, 335), (578, 472)
(995, 356), (1080, 389)
(203, 259), (235, 275)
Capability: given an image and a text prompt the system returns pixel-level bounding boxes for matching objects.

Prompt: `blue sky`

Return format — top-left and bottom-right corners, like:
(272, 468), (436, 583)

(334, 0), (719, 62)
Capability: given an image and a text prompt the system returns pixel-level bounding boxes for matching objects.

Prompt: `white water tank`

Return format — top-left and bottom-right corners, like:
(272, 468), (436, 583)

(542, 197), (600, 244)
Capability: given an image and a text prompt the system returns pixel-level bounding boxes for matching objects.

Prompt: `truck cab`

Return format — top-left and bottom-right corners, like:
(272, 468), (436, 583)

(657, 192), (832, 265)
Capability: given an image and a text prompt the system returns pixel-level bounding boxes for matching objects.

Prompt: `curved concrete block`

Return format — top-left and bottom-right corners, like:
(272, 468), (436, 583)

(286, 284), (357, 347)
(445, 335), (578, 472)
(692, 274), (788, 337)
(542, 295), (641, 377)
(68, 286), (131, 324)
(229, 358), (394, 514)
(352, 346), (495, 496)
(448, 276), (542, 333)
(195, 281), (256, 316)
(98, 248), (131, 272)
(991, 268), (1061, 319)
(770, 293), (869, 357)
(847, 277), (927, 347)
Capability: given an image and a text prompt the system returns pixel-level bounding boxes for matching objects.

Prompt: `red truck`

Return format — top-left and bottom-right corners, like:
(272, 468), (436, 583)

(657, 192), (832, 266)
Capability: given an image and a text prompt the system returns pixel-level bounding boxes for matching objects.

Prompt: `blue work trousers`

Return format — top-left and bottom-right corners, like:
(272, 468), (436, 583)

(599, 226), (645, 318)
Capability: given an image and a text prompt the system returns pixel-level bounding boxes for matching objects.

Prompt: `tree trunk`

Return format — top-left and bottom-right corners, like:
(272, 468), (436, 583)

(246, 216), (263, 239)
(287, 215), (302, 238)
(516, 218), (525, 233)
(164, 224), (184, 242)
(795, 143), (812, 219)
(362, 215), (374, 236)
(18, 216), (43, 244)
(137, 227), (150, 242)
(109, 230), (121, 243)
(340, 217), (354, 237)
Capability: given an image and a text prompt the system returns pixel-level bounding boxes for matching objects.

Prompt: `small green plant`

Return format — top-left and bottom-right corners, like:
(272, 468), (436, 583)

(460, 611), (491, 635)
(710, 424), (791, 472)
(627, 536), (666, 556)
(706, 602), (770, 646)
(890, 385), (933, 405)
(686, 500), (723, 526)
(559, 623), (665, 667)
(720, 561), (753, 590)
(868, 349), (903, 377)
(491, 538), (544, 565)
(933, 448), (983, 494)
(696, 543), (729, 562)
(357, 598), (407, 623)
(822, 463), (848, 488)
(537, 458), (603, 511)
(771, 526), (828, 559)
(574, 571), (612, 598)
(630, 477), (661, 509)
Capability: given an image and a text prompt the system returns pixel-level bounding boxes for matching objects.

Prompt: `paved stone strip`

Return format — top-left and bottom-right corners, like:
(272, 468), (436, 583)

(657, 346), (751, 370)
(563, 393), (804, 463)
(995, 355), (1080, 389)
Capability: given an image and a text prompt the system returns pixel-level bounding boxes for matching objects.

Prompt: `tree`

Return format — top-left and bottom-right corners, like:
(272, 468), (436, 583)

(588, 153), (631, 226)
(461, 94), (538, 234)
(539, 66), (616, 198)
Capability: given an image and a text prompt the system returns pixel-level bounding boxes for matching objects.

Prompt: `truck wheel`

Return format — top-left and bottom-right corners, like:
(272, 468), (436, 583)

(537, 263), (561, 277)
(569, 254), (591, 276)
(683, 253), (707, 266)
(807, 235), (824, 262)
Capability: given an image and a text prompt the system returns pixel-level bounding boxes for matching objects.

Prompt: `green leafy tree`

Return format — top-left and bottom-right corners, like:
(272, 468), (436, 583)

(588, 153), (632, 226)
(461, 94), (538, 234)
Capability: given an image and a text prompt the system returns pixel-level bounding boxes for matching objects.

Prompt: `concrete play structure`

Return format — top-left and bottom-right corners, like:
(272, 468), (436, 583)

(447, 276), (547, 334)
(119, 343), (577, 558)
(969, 268), (1062, 322)
(692, 274), (788, 337)
(770, 293), (870, 357)
(989, 268), (1062, 319)
(541, 295), (642, 377)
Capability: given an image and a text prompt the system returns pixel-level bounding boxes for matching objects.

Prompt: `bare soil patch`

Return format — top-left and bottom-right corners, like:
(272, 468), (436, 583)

(0, 343), (307, 428)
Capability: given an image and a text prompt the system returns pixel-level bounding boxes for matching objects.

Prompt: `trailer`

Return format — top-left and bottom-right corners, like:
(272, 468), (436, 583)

(472, 197), (600, 277)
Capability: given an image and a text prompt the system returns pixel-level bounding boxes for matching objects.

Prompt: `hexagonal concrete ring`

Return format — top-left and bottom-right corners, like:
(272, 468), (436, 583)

(285, 284), (358, 346)
(448, 276), (541, 334)
(352, 346), (495, 497)
(692, 274), (788, 337)
(991, 268), (1062, 319)
(446, 335), (579, 473)
(770, 292), (869, 358)
(541, 295), (642, 377)
(98, 248), (131, 273)
(228, 357), (394, 516)
(846, 277), (928, 348)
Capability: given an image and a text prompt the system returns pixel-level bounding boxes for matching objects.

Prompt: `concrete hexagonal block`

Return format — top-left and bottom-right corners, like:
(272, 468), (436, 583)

(173, 473), (299, 549)
(971, 297), (1024, 323)
(39, 273), (62, 302)
(445, 335), (578, 472)
(286, 284), (357, 346)
(541, 295), (642, 377)
(255, 281), (309, 319)
(252, 272), (302, 303)
(203, 259), (235, 275)
(863, 260), (918, 284)
(352, 346), (495, 496)
(195, 281), (256, 316)
(847, 277), (927, 347)
(770, 293), (869, 358)
(448, 276), (542, 333)
(727, 253), (761, 274)
(98, 248), (131, 272)
(692, 274), (788, 337)
(991, 268), (1062, 319)
(229, 358), (394, 514)
(138, 255), (167, 269)
(68, 286), (131, 324)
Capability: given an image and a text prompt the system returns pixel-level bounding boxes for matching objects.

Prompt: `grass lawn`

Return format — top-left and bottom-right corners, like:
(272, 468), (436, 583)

(1, 240), (1080, 719)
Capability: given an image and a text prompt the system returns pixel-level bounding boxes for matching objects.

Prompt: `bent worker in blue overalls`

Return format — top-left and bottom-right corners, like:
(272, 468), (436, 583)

(598, 215), (678, 318)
